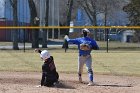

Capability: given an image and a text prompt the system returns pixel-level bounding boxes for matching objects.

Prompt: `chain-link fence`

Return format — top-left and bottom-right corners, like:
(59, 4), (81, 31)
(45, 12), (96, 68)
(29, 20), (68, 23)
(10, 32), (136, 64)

(0, 27), (140, 53)
(0, 0), (140, 52)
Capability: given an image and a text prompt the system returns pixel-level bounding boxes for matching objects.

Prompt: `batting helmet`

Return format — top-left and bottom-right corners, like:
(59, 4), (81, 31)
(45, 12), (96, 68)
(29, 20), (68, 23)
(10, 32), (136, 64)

(40, 50), (50, 61)
(81, 28), (90, 37)
(82, 28), (90, 34)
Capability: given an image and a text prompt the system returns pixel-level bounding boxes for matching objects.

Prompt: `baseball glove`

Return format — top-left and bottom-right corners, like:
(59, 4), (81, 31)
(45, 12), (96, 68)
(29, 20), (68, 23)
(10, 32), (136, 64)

(80, 44), (91, 51)
(34, 49), (42, 54)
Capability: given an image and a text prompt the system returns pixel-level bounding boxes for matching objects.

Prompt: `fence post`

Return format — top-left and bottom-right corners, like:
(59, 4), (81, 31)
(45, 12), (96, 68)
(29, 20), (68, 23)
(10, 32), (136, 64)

(106, 28), (109, 53)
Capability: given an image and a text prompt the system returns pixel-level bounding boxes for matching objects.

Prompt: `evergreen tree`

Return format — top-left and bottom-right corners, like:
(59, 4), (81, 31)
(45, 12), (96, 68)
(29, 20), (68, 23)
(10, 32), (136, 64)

(123, 0), (140, 26)
(123, 0), (140, 42)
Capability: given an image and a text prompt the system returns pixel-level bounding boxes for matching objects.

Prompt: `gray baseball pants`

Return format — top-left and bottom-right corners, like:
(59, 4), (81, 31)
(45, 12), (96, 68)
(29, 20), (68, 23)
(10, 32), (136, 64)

(78, 55), (93, 82)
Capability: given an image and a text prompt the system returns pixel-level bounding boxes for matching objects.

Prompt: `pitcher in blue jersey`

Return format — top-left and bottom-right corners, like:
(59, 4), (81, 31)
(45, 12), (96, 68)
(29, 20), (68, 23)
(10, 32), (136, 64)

(65, 28), (99, 86)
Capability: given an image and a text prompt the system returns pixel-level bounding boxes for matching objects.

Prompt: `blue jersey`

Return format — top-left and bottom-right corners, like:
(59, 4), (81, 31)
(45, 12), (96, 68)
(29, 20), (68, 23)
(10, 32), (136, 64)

(67, 37), (99, 56)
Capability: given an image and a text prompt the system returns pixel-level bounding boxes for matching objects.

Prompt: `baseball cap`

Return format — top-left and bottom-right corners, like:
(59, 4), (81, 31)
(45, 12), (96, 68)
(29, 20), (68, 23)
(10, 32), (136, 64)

(82, 28), (90, 33)
(40, 50), (50, 61)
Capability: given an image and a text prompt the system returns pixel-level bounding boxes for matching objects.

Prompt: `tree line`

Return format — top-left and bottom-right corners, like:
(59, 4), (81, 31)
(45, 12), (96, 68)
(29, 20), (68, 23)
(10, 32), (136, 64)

(9, 0), (140, 50)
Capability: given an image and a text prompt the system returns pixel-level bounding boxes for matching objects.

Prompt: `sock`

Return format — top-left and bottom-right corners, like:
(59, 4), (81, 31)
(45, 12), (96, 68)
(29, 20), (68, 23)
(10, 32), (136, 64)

(89, 74), (93, 82)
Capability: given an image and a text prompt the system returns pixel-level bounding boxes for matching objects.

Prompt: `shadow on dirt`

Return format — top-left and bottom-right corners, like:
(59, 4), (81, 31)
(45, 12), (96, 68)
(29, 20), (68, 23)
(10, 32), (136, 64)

(55, 81), (76, 89)
(75, 81), (133, 88)
(54, 80), (133, 89)
(95, 83), (133, 87)
(0, 78), (76, 89)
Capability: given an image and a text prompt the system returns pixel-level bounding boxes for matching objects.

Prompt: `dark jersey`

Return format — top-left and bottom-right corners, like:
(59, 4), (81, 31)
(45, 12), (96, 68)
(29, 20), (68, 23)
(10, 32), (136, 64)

(41, 56), (59, 86)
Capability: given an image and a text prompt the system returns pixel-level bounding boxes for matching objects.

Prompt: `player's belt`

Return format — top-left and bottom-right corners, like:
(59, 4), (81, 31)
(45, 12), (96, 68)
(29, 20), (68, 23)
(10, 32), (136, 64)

(79, 54), (90, 57)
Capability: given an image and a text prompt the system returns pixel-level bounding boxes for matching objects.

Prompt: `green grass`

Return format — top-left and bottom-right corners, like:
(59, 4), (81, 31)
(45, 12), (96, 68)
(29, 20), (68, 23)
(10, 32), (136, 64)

(93, 52), (140, 76)
(0, 49), (140, 76)
(98, 41), (140, 48)
(0, 41), (140, 49)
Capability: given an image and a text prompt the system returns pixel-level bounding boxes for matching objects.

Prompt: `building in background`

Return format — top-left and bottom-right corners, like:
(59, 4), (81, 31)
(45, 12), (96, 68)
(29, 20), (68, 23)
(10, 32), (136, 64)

(121, 30), (135, 43)
(0, 0), (31, 42)
(0, 0), (60, 41)
(33, 0), (60, 39)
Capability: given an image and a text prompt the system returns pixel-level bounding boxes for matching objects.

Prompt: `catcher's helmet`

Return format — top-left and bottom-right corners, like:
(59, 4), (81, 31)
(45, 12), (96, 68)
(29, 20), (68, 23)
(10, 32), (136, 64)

(40, 50), (50, 61)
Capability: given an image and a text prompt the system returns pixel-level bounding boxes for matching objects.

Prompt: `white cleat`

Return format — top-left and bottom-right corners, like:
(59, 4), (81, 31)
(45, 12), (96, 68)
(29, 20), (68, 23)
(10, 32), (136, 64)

(36, 85), (41, 88)
(87, 81), (95, 86)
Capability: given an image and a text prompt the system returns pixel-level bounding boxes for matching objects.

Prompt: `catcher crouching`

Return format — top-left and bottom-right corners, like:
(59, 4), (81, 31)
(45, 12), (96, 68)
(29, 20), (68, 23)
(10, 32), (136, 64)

(35, 49), (59, 87)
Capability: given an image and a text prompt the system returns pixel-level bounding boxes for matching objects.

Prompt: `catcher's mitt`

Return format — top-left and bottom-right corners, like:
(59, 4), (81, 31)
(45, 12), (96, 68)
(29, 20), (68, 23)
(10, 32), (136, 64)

(80, 44), (91, 50)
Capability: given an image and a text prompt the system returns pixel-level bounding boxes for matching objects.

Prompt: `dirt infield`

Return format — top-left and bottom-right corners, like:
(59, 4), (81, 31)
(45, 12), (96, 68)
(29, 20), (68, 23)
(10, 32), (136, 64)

(0, 72), (140, 93)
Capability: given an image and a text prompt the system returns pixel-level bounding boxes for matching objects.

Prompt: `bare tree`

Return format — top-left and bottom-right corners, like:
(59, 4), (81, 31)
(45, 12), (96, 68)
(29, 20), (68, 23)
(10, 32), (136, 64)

(9, 0), (19, 50)
(77, 0), (98, 39)
(66, 0), (73, 35)
(59, 0), (79, 36)
(59, 0), (78, 25)
(42, 0), (49, 48)
(77, 0), (125, 40)
(28, 0), (39, 48)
